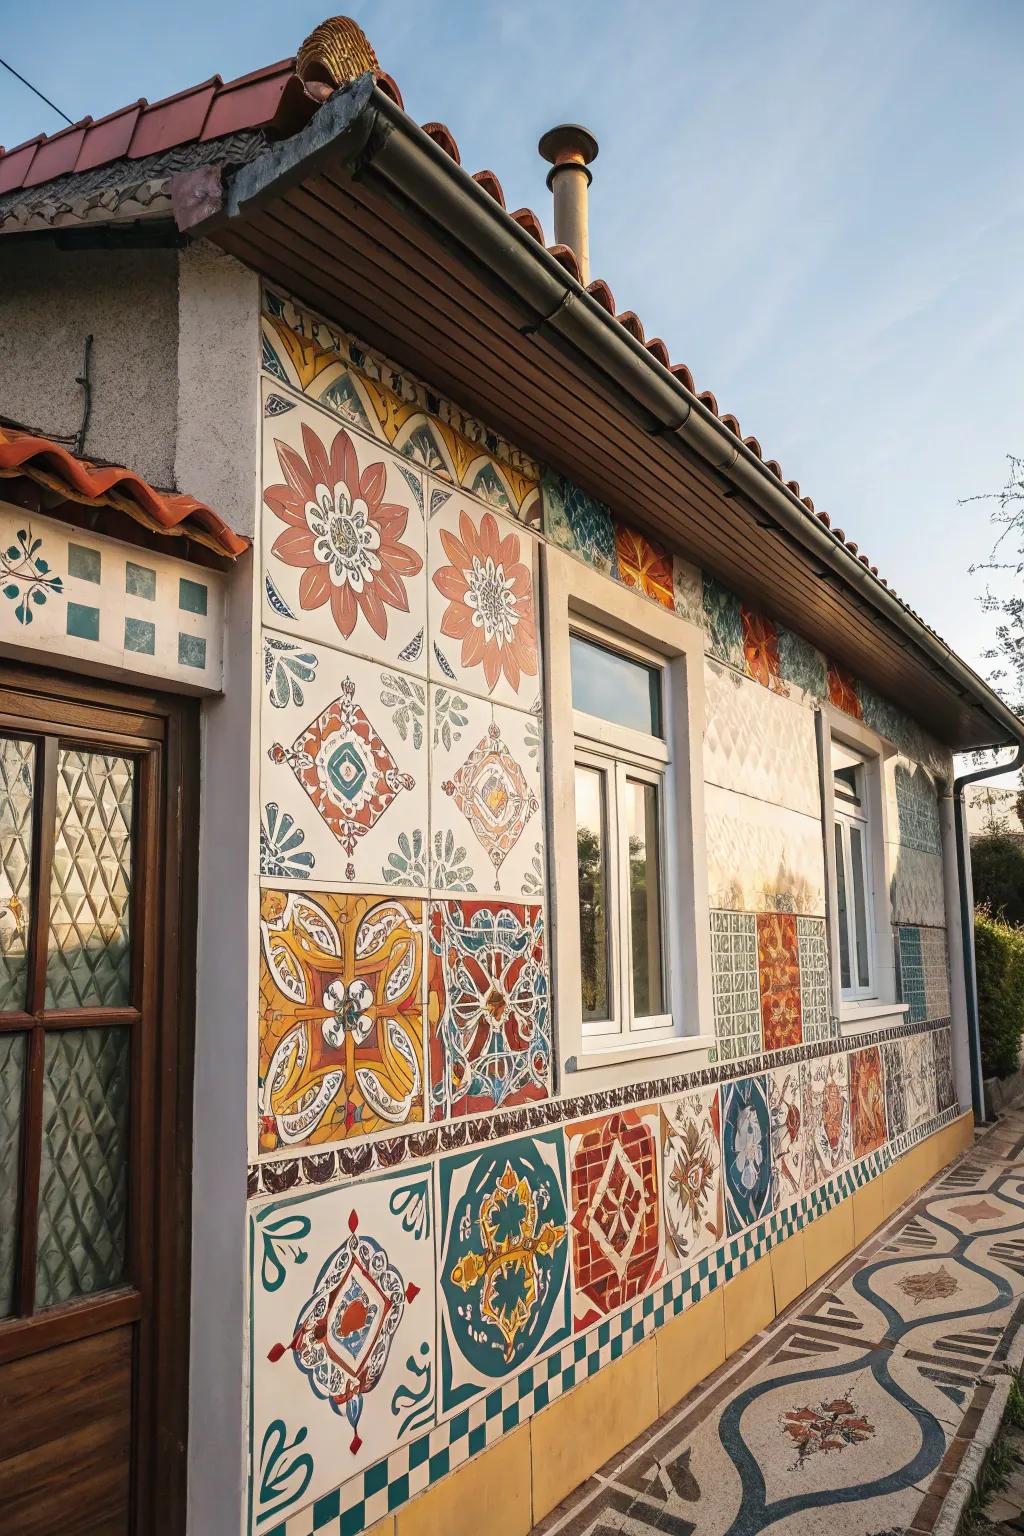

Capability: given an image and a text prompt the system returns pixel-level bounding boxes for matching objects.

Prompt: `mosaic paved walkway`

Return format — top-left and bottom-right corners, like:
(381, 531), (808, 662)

(534, 1111), (1024, 1536)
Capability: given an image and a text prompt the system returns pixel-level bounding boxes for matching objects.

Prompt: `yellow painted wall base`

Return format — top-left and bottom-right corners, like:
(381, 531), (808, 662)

(395, 1111), (974, 1536)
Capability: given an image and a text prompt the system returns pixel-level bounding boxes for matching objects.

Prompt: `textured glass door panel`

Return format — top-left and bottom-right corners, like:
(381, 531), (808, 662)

(0, 738), (35, 1012)
(0, 1032), (25, 1317)
(36, 1026), (130, 1308)
(46, 750), (134, 1009)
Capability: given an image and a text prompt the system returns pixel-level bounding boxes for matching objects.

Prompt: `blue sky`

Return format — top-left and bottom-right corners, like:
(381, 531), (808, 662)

(3, 0), (1024, 692)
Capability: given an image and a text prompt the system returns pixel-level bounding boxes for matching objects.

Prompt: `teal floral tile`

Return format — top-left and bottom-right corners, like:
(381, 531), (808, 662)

(776, 626), (827, 702)
(541, 471), (618, 578)
(702, 576), (744, 669)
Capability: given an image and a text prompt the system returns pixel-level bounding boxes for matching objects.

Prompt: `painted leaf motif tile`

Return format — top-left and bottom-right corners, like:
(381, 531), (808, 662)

(721, 1075), (773, 1235)
(757, 911), (803, 1051)
(660, 1087), (724, 1272)
(427, 491), (540, 711)
(261, 634), (427, 891)
(566, 1106), (664, 1330)
(904, 1032), (938, 1130)
(801, 1053), (851, 1191)
(612, 521), (674, 609)
(429, 688), (542, 899)
(767, 1064), (805, 1211)
(256, 889), (425, 1153)
(883, 1038), (908, 1140)
(438, 1131), (570, 1412)
(849, 1044), (887, 1160)
(427, 898), (550, 1120)
(261, 386), (427, 673)
(249, 1167), (435, 1529)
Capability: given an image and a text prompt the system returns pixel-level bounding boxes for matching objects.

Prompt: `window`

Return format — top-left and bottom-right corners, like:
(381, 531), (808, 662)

(571, 629), (670, 1040)
(832, 741), (875, 1000)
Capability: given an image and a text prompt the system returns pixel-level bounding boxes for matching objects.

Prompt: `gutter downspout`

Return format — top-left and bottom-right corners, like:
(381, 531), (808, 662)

(952, 747), (1024, 1122)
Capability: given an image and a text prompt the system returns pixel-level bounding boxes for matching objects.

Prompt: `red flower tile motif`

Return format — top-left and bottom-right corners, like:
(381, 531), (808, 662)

(827, 662), (862, 719)
(741, 606), (788, 695)
(756, 912), (803, 1050)
(264, 422), (422, 640)
(567, 1108), (662, 1329)
(431, 508), (537, 694)
(612, 521), (674, 609)
(850, 1044), (887, 1158)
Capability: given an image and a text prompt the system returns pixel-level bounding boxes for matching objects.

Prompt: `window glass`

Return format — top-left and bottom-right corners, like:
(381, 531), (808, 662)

(626, 778), (664, 1016)
(570, 634), (662, 737)
(575, 765), (610, 1022)
(834, 822), (852, 990)
(850, 825), (871, 988)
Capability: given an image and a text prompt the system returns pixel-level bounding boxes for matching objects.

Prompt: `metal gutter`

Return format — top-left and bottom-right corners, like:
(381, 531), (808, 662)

(205, 75), (1024, 753)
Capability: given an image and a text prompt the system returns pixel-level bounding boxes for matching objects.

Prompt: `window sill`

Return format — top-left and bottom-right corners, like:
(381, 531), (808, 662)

(840, 1001), (909, 1036)
(566, 1034), (716, 1075)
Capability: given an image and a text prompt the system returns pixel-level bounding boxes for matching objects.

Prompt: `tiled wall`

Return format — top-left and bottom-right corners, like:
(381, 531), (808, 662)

(246, 288), (958, 1536)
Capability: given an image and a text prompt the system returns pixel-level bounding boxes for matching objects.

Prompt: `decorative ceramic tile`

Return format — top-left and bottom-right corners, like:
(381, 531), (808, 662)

(567, 1106), (664, 1330)
(612, 521), (673, 609)
(426, 492), (539, 711)
(262, 636), (427, 890)
(660, 1087), (724, 1273)
(767, 1063), (804, 1210)
(861, 683), (952, 779)
(541, 470), (618, 577)
(896, 926), (926, 1023)
(438, 1131), (570, 1411)
(933, 1027), (957, 1113)
(796, 916), (832, 1041)
(248, 1166), (435, 1530)
(721, 1075), (773, 1235)
(426, 899), (549, 1120)
(710, 910), (760, 1061)
(891, 846), (946, 928)
(702, 576), (745, 670)
(849, 1045), (887, 1159)
(801, 1053), (851, 1191)
(673, 556), (703, 626)
(705, 784), (826, 916)
(894, 762), (942, 856)
(776, 626), (828, 705)
(741, 606), (788, 695)
(429, 690), (542, 899)
(757, 911), (804, 1051)
(921, 927), (951, 1020)
(256, 889), (425, 1153)
(904, 1033), (938, 1130)
(883, 1038), (908, 1141)
(826, 661), (861, 719)
(261, 388), (428, 673)
(703, 660), (821, 818)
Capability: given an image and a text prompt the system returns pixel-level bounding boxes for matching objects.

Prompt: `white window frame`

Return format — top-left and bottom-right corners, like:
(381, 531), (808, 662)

(819, 708), (905, 1032)
(543, 543), (712, 1090)
(832, 741), (876, 1001)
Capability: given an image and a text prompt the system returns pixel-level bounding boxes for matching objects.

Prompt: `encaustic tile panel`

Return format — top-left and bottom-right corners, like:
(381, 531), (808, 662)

(248, 1165), (435, 1531)
(721, 1074), (774, 1236)
(660, 1086), (725, 1274)
(801, 1052), (852, 1191)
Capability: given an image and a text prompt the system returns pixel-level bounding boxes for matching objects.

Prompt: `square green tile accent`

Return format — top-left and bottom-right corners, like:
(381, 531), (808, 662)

(125, 561), (156, 601)
(66, 602), (99, 641)
(124, 617), (155, 655)
(67, 544), (100, 583)
(178, 577), (208, 616)
(177, 633), (206, 669)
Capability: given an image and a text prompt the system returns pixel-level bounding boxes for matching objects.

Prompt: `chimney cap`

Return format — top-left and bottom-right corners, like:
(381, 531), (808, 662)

(538, 123), (599, 187)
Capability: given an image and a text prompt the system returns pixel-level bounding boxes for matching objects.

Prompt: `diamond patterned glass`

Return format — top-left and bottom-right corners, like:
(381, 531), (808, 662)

(35, 1026), (129, 1308)
(0, 1032), (25, 1317)
(0, 738), (35, 1012)
(45, 750), (134, 1009)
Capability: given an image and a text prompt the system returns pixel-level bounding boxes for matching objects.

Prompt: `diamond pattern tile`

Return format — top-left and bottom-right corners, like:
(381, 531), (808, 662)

(704, 659), (820, 818)
(45, 750), (134, 1009)
(890, 845), (946, 928)
(0, 1032), (24, 1317)
(35, 1026), (129, 1308)
(0, 738), (35, 1012)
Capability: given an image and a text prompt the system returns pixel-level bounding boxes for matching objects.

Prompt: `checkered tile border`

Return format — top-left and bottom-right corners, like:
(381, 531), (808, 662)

(266, 1113), (953, 1536)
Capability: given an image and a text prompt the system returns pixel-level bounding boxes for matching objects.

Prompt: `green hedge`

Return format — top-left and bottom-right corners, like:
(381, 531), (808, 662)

(975, 906), (1024, 1079)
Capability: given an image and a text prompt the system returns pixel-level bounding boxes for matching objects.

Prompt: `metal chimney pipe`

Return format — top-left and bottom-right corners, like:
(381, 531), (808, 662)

(538, 123), (599, 285)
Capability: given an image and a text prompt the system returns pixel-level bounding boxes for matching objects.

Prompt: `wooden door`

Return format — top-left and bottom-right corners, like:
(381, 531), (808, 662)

(0, 665), (197, 1536)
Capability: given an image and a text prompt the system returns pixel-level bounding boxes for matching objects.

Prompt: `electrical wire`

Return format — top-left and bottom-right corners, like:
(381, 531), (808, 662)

(0, 55), (73, 129)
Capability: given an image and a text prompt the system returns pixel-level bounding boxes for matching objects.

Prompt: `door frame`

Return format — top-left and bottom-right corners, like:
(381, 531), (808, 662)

(0, 658), (199, 1536)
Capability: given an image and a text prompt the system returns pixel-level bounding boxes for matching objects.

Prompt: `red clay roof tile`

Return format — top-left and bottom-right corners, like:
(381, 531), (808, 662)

(73, 103), (144, 172)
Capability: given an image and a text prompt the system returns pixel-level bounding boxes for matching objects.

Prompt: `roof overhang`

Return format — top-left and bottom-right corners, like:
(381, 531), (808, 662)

(182, 74), (1020, 752)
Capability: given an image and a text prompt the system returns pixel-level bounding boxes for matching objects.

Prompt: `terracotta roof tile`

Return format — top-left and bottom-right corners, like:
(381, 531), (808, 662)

(0, 427), (248, 559)
(73, 103), (144, 172)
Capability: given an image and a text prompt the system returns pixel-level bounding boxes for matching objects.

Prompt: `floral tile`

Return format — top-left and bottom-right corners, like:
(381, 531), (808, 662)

(426, 490), (540, 712)
(261, 387), (428, 674)
(796, 915), (832, 1041)
(660, 1086), (724, 1273)
(710, 910), (761, 1057)
(429, 689), (543, 899)
(801, 1052), (851, 1191)
(612, 520), (674, 609)
(826, 661), (862, 719)
(883, 1038), (908, 1140)
(566, 1106), (664, 1330)
(541, 470), (618, 577)
(767, 1062), (805, 1210)
(256, 888), (425, 1154)
(702, 575), (745, 669)
(261, 635), (427, 890)
(849, 1044), (887, 1159)
(721, 1074), (773, 1235)
(741, 606), (788, 695)
(438, 1131), (570, 1412)
(756, 911), (803, 1051)
(904, 1032), (938, 1130)
(248, 1166), (436, 1530)
(426, 898), (550, 1120)
(672, 555), (703, 627)
(776, 624), (828, 704)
